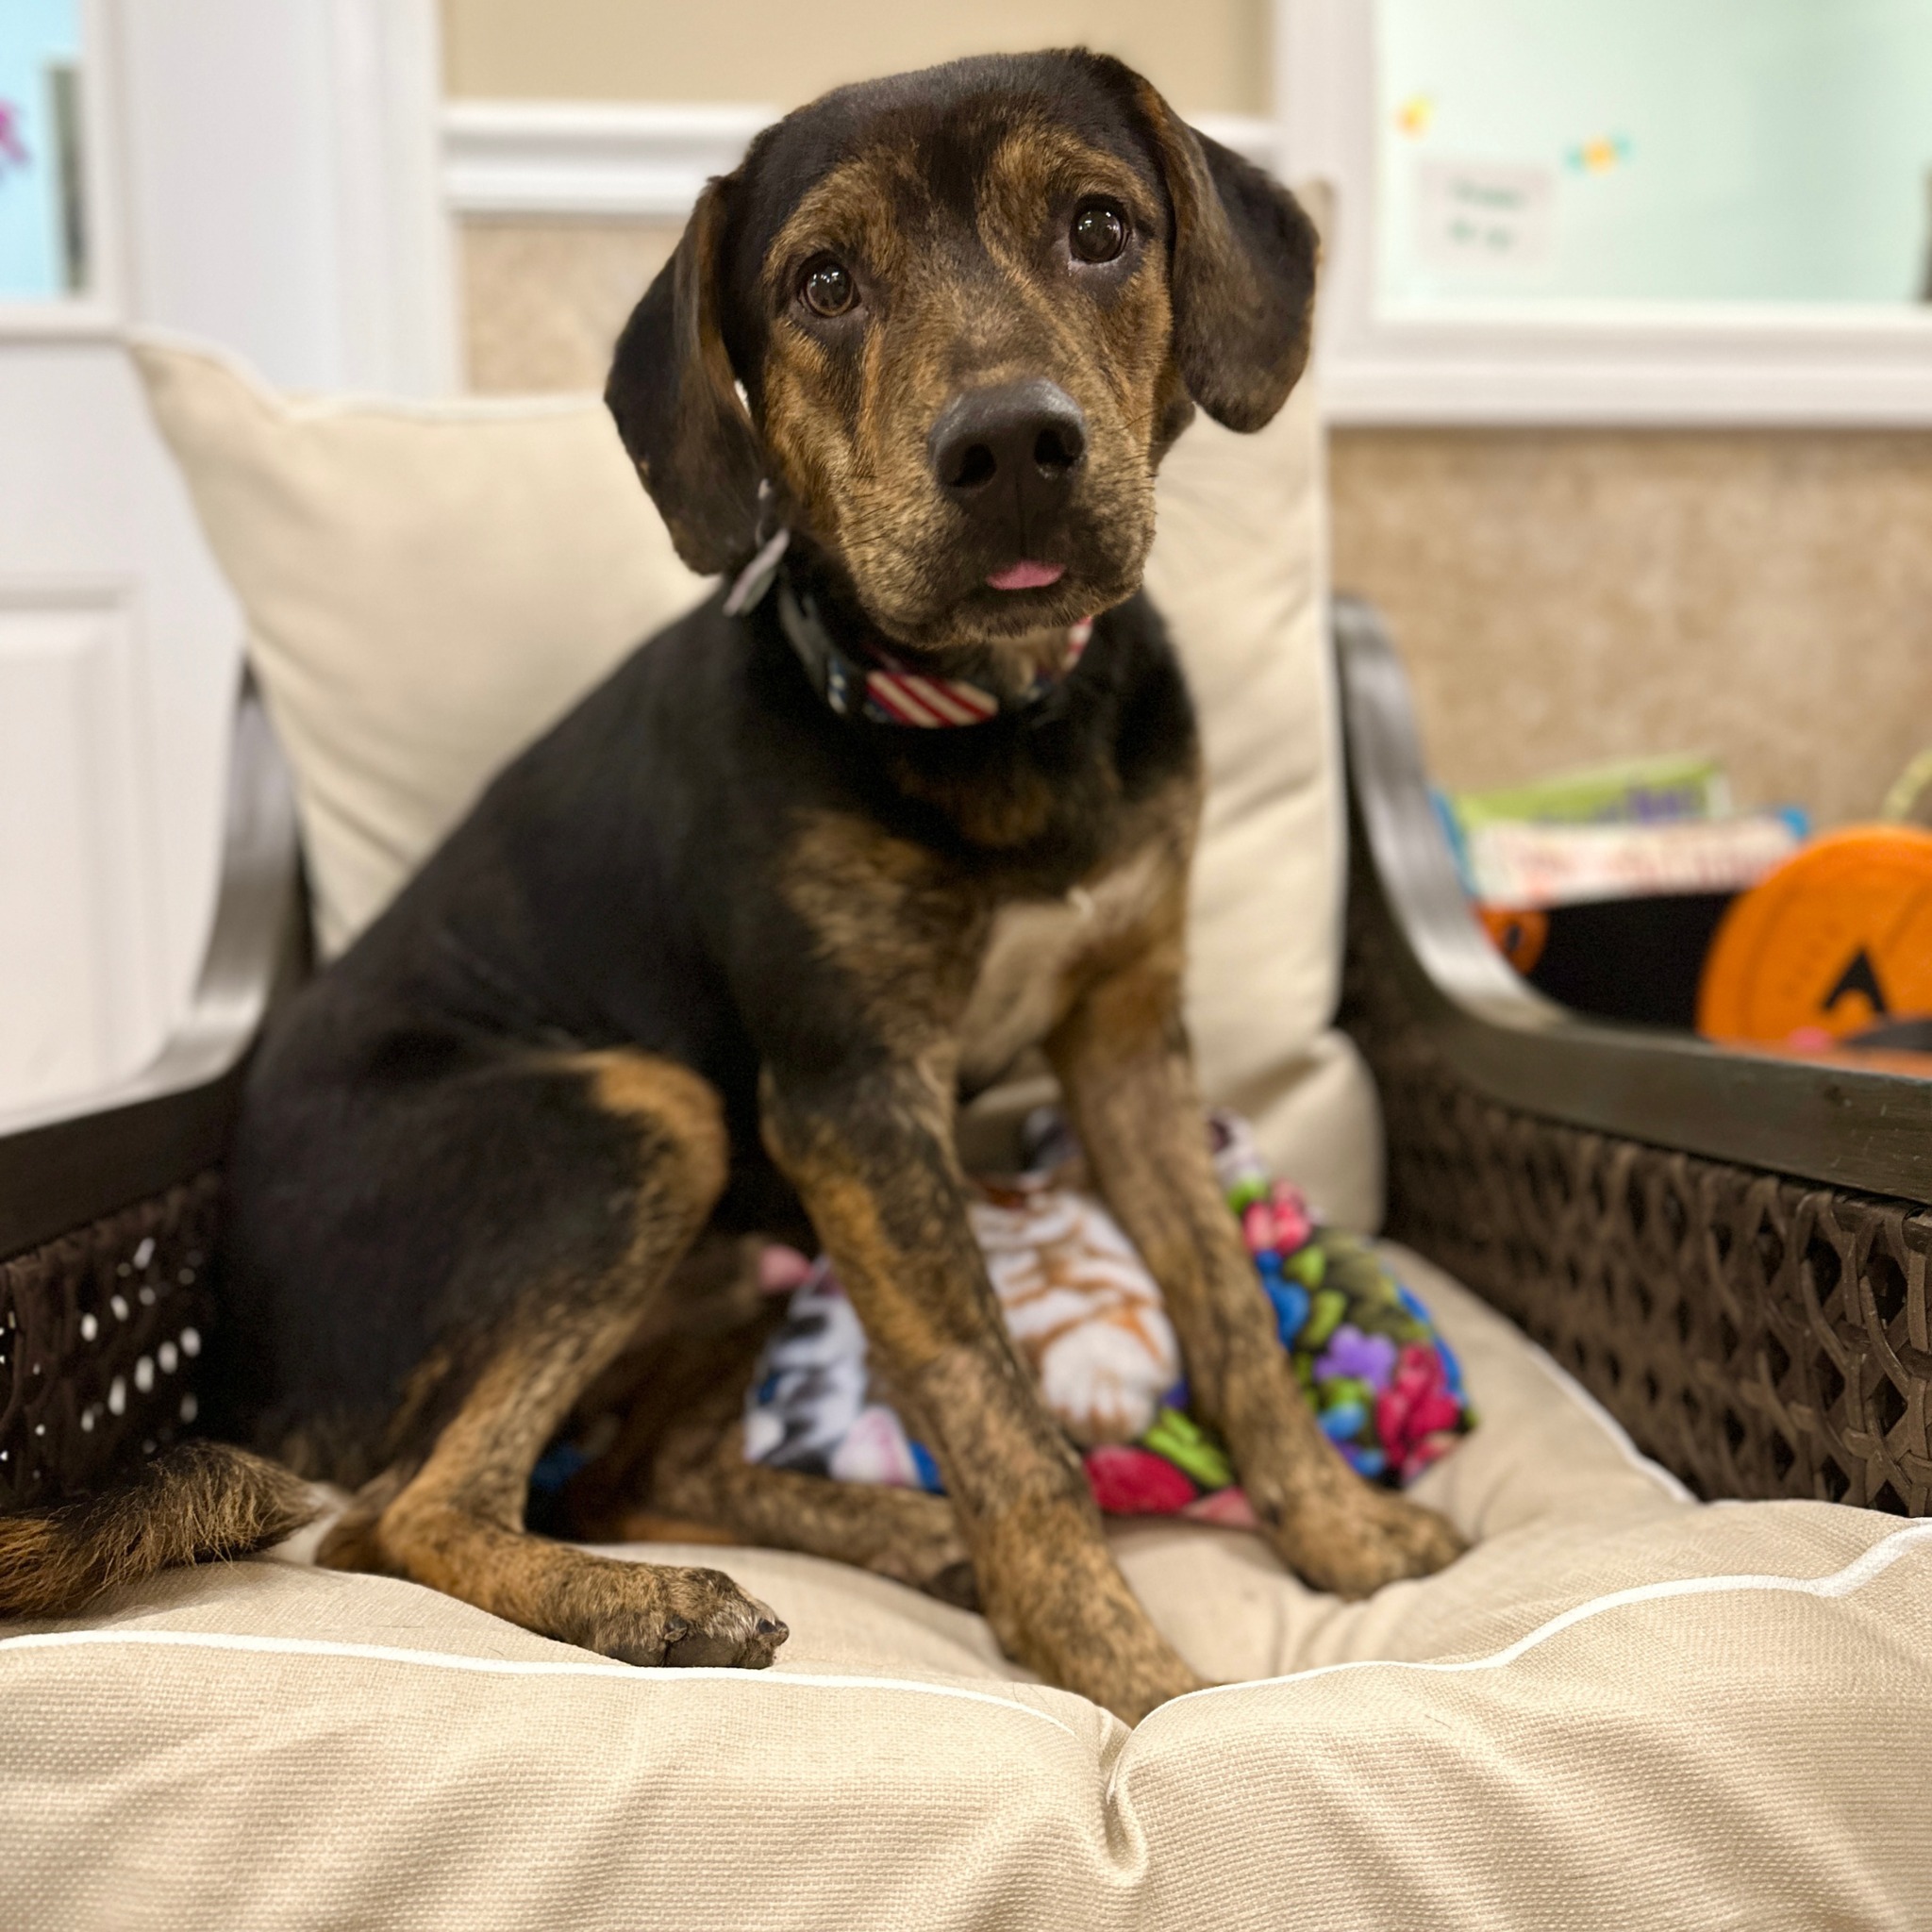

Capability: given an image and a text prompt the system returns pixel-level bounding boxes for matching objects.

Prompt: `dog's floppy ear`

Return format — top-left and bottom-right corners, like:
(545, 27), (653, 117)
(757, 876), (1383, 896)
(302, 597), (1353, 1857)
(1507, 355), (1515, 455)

(606, 178), (764, 575)
(1129, 76), (1319, 433)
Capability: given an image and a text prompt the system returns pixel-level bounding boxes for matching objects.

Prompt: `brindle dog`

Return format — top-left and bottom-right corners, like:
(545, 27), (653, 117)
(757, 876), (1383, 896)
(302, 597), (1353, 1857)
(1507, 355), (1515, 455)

(0, 49), (1462, 1723)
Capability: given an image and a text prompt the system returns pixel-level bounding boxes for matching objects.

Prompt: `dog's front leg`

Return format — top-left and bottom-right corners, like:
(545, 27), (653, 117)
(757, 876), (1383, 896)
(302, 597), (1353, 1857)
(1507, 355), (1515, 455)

(1048, 929), (1468, 1597)
(759, 1059), (1203, 1723)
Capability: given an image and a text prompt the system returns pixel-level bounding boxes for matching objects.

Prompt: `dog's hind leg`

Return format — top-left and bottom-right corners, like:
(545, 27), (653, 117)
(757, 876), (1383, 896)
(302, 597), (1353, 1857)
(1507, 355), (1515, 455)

(319, 1049), (787, 1668)
(648, 1413), (977, 1607)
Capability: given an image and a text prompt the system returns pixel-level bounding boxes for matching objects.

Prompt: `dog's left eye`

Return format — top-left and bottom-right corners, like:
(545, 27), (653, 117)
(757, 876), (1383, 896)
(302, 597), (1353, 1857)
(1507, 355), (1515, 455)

(800, 258), (857, 318)
(1070, 201), (1127, 264)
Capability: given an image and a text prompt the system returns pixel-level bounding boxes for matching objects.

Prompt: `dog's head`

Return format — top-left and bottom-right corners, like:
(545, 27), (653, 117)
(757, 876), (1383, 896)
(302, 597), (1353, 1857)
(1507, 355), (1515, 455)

(607, 51), (1317, 652)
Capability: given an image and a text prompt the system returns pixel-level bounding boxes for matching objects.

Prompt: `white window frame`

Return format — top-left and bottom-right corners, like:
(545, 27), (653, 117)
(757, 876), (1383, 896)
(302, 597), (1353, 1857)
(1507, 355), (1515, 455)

(1276, 0), (1932, 425)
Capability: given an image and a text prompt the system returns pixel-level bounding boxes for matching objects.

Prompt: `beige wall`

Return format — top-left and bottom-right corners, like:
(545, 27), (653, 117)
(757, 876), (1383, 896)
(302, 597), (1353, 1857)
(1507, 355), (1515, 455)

(462, 220), (682, 395)
(1330, 430), (1932, 830)
(441, 0), (1269, 115)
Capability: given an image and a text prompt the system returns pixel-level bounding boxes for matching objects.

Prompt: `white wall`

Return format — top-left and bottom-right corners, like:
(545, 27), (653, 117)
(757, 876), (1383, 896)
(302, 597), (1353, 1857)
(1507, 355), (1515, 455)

(0, 0), (450, 1122)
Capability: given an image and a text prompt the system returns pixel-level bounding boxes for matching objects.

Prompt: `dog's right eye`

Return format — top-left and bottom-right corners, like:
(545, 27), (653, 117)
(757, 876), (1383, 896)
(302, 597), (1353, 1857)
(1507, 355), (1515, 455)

(1071, 201), (1128, 264)
(800, 258), (857, 318)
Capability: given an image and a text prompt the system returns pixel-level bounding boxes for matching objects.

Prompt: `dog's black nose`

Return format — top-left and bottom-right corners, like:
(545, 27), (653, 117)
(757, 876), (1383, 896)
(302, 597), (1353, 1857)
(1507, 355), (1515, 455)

(930, 380), (1087, 510)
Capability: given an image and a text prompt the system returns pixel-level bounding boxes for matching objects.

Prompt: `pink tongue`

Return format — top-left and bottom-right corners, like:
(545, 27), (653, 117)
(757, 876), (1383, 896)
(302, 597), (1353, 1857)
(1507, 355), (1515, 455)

(987, 559), (1065, 591)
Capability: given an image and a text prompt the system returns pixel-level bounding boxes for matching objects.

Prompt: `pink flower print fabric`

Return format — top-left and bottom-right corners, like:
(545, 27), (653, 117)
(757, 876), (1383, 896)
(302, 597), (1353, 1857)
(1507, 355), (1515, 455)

(739, 1109), (1475, 1520)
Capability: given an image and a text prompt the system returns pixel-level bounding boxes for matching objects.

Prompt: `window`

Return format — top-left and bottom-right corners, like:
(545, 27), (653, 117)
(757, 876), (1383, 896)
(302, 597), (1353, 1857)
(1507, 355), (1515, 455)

(0, 0), (88, 302)
(1280, 0), (1932, 422)
(1376, 0), (1932, 311)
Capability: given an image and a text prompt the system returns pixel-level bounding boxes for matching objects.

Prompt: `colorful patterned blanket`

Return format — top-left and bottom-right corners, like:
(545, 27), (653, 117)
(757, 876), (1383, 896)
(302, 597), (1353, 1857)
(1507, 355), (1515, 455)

(743, 1110), (1474, 1523)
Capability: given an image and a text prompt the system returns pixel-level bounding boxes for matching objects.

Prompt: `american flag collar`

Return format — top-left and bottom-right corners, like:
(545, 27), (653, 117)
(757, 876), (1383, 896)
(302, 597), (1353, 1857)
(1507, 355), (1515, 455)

(724, 527), (1091, 730)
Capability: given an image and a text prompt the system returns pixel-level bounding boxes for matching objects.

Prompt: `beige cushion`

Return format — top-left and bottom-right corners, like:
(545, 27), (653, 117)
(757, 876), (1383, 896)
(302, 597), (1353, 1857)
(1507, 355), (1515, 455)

(130, 335), (710, 962)
(7, 1249), (1926, 1930)
(133, 335), (1380, 1225)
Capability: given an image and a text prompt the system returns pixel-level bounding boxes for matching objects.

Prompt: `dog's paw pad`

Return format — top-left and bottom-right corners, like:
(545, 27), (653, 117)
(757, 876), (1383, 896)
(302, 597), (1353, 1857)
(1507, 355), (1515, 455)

(591, 1564), (789, 1669)
(1277, 1491), (1468, 1599)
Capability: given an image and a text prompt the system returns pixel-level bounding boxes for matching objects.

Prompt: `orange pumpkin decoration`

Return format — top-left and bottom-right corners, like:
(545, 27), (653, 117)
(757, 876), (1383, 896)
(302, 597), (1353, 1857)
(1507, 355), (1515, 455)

(1477, 904), (1550, 975)
(1697, 826), (1932, 1046)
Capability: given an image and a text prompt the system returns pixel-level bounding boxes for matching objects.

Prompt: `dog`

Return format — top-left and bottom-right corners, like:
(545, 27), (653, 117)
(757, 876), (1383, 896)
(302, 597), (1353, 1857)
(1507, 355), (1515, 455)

(0, 49), (1462, 1724)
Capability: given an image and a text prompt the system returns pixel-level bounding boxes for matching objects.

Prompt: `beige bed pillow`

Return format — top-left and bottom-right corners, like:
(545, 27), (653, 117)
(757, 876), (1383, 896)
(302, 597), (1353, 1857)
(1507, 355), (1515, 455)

(135, 331), (1379, 1222)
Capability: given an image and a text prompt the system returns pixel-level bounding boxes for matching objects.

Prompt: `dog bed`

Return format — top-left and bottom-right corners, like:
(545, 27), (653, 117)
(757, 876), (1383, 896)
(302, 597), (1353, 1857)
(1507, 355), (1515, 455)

(6, 1249), (1928, 1929)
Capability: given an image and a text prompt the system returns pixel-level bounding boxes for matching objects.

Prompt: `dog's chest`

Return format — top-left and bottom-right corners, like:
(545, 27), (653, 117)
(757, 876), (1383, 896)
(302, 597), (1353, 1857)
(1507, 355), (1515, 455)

(957, 844), (1167, 1092)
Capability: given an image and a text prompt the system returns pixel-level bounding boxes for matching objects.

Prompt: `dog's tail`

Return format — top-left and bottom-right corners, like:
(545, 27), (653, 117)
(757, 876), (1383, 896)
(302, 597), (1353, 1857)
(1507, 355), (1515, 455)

(0, 1441), (319, 1618)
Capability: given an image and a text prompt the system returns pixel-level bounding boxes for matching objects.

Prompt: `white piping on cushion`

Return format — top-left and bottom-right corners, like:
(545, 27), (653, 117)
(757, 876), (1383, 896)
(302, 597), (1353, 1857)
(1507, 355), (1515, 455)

(0, 1627), (1080, 1741)
(1121, 1516), (1932, 1762)
(3, 1524), (1924, 1785)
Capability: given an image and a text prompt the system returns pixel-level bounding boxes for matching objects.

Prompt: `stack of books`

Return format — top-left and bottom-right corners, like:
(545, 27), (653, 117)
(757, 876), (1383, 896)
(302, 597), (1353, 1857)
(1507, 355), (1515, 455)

(1436, 755), (1808, 1030)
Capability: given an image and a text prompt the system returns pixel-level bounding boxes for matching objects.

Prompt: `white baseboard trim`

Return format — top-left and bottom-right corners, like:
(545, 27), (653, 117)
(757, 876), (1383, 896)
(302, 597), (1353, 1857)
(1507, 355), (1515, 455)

(443, 101), (774, 220)
(441, 100), (1283, 222)
(1192, 115), (1285, 173)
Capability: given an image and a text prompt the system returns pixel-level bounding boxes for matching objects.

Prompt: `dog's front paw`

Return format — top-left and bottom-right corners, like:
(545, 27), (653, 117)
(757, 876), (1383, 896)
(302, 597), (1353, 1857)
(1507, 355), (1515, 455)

(574, 1561), (790, 1669)
(1272, 1484), (1467, 1600)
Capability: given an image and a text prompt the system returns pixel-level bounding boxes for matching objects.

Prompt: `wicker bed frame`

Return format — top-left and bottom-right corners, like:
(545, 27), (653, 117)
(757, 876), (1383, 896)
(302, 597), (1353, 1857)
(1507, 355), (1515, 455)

(5, 609), (1927, 1518)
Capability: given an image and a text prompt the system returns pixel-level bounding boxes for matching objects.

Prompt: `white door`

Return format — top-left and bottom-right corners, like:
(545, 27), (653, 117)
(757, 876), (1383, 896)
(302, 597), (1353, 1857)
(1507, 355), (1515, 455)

(0, 0), (449, 1124)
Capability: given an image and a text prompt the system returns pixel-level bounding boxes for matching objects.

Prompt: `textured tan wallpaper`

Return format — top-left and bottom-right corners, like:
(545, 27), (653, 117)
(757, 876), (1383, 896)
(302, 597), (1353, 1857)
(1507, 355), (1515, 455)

(462, 219), (683, 396)
(1330, 430), (1932, 829)
(441, 0), (1268, 114)
(460, 221), (1932, 832)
